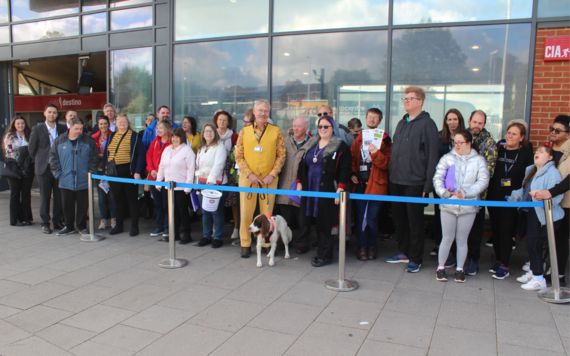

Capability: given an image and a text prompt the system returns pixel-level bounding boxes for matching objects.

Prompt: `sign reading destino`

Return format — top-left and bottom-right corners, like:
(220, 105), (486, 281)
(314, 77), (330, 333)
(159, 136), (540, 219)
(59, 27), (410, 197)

(544, 36), (570, 61)
(14, 93), (107, 112)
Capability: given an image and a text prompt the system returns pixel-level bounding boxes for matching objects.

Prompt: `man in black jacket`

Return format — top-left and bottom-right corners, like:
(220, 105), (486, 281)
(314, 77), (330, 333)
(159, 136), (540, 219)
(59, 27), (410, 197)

(385, 87), (439, 273)
(28, 103), (67, 234)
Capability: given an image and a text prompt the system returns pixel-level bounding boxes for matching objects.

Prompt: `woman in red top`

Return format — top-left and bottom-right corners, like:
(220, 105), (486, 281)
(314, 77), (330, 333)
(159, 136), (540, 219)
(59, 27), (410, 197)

(91, 116), (116, 230)
(146, 120), (173, 240)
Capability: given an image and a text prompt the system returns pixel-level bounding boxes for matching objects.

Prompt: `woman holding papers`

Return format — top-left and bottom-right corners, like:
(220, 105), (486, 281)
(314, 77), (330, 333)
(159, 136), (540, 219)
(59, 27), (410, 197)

(433, 130), (490, 283)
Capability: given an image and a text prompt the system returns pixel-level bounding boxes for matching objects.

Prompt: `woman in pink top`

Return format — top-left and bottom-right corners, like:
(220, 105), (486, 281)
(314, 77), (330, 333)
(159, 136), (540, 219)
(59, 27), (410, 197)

(156, 128), (196, 243)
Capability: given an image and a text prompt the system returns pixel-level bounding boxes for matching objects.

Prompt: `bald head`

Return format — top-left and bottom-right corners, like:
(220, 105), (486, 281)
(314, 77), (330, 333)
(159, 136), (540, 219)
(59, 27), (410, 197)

(318, 105), (333, 118)
(293, 116), (309, 141)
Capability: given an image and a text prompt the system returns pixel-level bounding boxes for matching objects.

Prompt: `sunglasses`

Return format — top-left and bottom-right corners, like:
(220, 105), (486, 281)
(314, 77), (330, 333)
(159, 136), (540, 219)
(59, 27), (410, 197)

(318, 125), (332, 129)
(317, 112), (330, 117)
(549, 127), (569, 135)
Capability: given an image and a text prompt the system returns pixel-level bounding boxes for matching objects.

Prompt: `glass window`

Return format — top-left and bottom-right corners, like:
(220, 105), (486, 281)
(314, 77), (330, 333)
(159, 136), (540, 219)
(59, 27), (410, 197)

(393, 0), (533, 25)
(83, 0), (106, 12)
(175, 0), (268, 41)
(110, 47), (153, 133)
(173, 38), (268, 132)
(0, 25), (8, 44)
(10, 0), (78, 22)
(0, 0), (8, 23)
(110, 6), (152, 30)
(389, 23), (531, 141)
(83, 12), (106, 34)
(272, 31), (388, 131)
(274, 0), (389, 32)
(110, 0), (151, 7)
(12, 17), (79, 42)
(538, 0), (570, 18)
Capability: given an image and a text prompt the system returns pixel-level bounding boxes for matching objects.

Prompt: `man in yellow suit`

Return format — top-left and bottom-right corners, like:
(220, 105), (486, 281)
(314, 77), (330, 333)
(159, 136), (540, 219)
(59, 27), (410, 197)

(234, 99), (286, 258)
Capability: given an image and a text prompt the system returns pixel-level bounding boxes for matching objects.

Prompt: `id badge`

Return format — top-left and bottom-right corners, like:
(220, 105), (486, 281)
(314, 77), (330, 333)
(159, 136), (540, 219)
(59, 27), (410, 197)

(360, 165), (368, 172)
(501, 178), (511, 187)
(254, 146), (263, 152)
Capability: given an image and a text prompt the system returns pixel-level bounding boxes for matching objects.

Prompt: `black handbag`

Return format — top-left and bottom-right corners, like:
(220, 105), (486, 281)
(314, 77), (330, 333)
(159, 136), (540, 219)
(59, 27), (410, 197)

(1, 160), (23, 179)
(356, 160), (372, 183)
(106, 132), (126, 176)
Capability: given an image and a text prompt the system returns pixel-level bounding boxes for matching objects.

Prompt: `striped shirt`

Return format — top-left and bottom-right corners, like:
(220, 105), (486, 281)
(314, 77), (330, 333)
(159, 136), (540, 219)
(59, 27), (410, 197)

(108, 131), (131, 165)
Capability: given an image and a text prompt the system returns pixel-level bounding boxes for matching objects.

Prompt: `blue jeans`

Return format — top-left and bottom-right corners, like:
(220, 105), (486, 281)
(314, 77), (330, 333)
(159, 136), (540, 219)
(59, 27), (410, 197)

(97, 180), (116, 219)
(354, 184), (382, 249)
(199, 189), (227, 240)
(151, 186), (168, 231)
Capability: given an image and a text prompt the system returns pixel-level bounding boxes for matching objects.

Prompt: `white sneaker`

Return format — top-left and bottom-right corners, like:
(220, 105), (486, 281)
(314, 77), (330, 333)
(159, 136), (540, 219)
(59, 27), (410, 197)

(231, 229), (239, 239)
(521, 277), (547, 291)
(517, 271), (534, 283)
(522, 261), (530, 272)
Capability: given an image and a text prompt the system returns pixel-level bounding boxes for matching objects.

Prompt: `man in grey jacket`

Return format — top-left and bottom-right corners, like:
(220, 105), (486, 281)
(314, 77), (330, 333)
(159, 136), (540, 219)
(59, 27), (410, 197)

(385, 86), (440, 273)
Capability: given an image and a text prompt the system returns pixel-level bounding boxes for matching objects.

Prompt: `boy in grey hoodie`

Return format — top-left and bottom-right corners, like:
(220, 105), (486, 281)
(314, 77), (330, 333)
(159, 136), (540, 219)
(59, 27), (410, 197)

(385, 87), (440, 273)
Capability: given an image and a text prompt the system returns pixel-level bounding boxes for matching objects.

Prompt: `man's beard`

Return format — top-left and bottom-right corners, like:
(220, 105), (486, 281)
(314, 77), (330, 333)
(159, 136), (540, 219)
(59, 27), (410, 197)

(470, 128), (480, 137)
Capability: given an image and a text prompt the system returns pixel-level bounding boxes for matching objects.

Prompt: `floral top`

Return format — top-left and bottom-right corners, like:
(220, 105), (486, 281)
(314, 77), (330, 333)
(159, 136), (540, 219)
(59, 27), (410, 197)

(4, 132), (28, 160)
(234, 121), (286, 178)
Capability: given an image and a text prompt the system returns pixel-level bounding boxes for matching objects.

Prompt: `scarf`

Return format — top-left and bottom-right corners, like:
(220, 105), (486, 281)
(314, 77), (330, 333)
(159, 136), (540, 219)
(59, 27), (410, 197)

(218, 129), (234, 152)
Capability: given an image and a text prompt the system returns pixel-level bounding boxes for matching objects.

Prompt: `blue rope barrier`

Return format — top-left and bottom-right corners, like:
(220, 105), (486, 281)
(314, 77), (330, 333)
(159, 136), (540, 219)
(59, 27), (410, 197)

(91, 174), (544, 208)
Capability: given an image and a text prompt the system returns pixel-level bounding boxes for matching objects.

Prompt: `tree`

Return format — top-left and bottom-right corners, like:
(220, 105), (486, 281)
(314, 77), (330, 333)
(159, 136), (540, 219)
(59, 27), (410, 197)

(111, 65), (152, 115)
(40, 31), (65, 40)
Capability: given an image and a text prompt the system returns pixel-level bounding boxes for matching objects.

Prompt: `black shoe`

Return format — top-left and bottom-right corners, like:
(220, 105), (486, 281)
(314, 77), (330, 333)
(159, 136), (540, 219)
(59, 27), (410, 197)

(109, 226), (124, 235)
(53, 221), (65, 230)
(129, 228), (139, 237)
(311, 256), (319, 263)
(57, 226), (76, 236)
(79, 229), (90, 236)
(212, 239), (223, 248)
(150, 228), (164, 237)
(241, 246), (251, 258)
(455, 270), (466, 283)
(24, 221), (32, 226)
(42, 225), (52, 234)
(311, 258), (332, 267)
(196, 238), (211, 247)
(436, 269), (448, 282)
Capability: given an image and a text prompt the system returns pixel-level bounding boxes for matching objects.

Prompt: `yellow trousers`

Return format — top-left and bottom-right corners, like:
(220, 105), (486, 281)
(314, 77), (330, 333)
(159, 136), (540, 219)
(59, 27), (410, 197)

(239, 174), (278, 247)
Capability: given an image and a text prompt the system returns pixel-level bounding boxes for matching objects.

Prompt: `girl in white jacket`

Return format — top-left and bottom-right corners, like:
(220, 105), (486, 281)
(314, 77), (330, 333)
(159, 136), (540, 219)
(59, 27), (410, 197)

(433, 130), (490, 283)
(195, 123), (228, 248)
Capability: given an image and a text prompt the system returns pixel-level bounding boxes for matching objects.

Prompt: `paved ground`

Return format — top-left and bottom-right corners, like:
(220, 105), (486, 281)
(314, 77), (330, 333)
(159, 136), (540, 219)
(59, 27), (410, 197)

(0, 192), (568, 356)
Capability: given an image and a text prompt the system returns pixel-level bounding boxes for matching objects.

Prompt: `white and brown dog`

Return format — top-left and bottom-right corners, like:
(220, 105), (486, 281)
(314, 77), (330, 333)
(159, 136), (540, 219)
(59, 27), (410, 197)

(248, 213), (292, 267)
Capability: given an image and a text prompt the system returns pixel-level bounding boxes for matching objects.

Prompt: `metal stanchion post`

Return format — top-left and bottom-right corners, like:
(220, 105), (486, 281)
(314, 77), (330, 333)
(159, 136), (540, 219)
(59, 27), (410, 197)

(325, 191), (358, 292)
(81, 172), (105, 242)
(538, 199), (570, 303)
(159, 181), (188, 269)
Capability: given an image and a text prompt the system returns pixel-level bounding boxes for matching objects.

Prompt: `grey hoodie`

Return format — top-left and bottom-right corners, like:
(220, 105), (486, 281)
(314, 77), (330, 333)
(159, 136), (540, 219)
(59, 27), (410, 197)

(389, 111), (440, 194)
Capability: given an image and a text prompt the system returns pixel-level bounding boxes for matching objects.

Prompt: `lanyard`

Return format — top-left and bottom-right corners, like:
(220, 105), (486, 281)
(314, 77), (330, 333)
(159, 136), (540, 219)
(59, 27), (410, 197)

(253, 124), (267, 144)
(188, 135), (194, 148)
(46, 123), (58, 146)
(16, 132), (24, 146)
(504, 148), (520, 176)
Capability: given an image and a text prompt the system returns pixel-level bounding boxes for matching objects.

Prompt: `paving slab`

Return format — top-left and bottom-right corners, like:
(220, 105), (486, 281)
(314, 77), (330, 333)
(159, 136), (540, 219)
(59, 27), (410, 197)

(497, 319), (565, 353)
(384, 288), (442, 318)
(121, 305), (193, 334)
(367, 309), (436, 349)
(0, 336), (73, 356)
(187, 297), (266, 332)
(209, 326), (297, 356)
(428, 325), (496, 356)
(90, 324), (162, 353)
(316, 296), (383, 330)
(102, 283), (175, 312)
(436, 298), (495, 333)
(278, 280), (338, 308)
(356, 339), (428, 356)
(0, 282), (74, 310)
(35, 324), (97, 351)
(4, 305), (73, 334)
(42, 284), (122, 313)
(60, 304), (136, 333)
(69, 340), (134, 356)
(247, 300), (323, 336)
(286, 322), (368, 356)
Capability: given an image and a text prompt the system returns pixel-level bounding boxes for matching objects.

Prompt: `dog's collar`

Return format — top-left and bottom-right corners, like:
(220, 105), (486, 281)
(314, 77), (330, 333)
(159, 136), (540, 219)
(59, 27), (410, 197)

(264, 212), (275, 244)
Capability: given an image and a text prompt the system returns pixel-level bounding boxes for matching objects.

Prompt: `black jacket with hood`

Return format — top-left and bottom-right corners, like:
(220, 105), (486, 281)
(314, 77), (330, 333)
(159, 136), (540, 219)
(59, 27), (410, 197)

(389, 111), (440, 194)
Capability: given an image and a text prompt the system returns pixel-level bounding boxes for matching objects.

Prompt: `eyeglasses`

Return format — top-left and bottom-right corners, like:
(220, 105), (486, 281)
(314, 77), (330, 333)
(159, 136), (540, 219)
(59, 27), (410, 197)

(203, 130), (215, 134)
(401, 97), (420, 102)
(318, 125), (332, 130)
(454, 141), (467, 146)
(549, 127), (569, 135)
(317, 112), (330, 117)
(366, 115), (381, 120)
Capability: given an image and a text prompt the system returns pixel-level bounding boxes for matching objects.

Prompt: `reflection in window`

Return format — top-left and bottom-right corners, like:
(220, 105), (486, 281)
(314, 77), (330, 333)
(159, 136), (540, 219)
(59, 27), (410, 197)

(393, 0), (532, 25)
(110, 6), (152, 30)
(83, 0), (107, 12)
(173, 38), (268, 132)
(10, 0), (78, 22)
(0, 26), (8, 44)
(538, 0), (570, 17)
(110, 47), (153, 133)
(83, 13), (106, 34)
(274, 0), (388, 32)
(390, 24), (531, 141)
(110, 0), (150, 8)
(272, 31), (388, 130)
(12, 17), (79, 42)
(0, 0), (7, 23)
(175, 0), (268, 41)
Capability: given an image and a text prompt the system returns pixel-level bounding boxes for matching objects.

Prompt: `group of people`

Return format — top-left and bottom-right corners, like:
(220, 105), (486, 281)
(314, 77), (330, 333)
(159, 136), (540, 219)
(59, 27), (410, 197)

(3, 87), (568, 293)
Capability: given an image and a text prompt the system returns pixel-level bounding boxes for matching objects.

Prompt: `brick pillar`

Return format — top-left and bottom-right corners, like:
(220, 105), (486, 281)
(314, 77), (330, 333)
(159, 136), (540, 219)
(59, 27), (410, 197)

(529, 27), (570, 147)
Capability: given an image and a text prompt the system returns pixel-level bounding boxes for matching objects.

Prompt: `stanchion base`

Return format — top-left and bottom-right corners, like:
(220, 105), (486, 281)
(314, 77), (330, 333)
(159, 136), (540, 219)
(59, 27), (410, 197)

(538, 287), (570, 303)
(158, 258), (188, 269)
(325, 279), (359, 292)
(80, 234), (105, 243)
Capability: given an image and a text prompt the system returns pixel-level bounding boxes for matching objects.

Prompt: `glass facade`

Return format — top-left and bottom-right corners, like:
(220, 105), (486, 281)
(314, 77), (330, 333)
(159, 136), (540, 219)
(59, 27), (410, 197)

(0, 0), (7, 23)
(82, 0), (106, 12)
(83, 12), (106, 34)
(175, 0), (269, 41)
(110, 47), (153, 133)
(0, 25), (7, 43)
(12, 17), (79, 42)
(538, 0), (570, 17)
(110, 6), (152, 31)
(10, 0), (78, 22)
(173, 38), (269, 132)
(110, 0), (151, 8)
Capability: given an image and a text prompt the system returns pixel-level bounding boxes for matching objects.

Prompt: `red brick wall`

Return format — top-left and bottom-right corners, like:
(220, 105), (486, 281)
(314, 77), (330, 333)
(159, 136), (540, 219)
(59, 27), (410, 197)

(529, 27), (570, 148)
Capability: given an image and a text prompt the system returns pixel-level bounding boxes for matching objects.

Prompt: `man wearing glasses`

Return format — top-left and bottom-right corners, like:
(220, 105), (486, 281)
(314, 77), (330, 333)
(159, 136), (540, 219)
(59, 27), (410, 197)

(234, 99), (286, 258)
(463, 110), (497, 276)
(385, 87), (439, 273)
(548, 115), (570, 161)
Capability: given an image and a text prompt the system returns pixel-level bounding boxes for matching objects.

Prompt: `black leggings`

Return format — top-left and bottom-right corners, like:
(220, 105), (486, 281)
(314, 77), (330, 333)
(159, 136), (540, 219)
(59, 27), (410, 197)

(554, 208), (569, 276)
(489, 206), (519, 267)
(109, 164), (139, 230)
(526, 209), (561, 276)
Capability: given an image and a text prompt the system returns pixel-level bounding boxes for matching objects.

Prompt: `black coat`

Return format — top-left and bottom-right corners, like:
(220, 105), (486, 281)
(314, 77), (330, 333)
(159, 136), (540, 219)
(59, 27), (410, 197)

(297, 135), (352, 234)
(28, 122), (67, 175)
